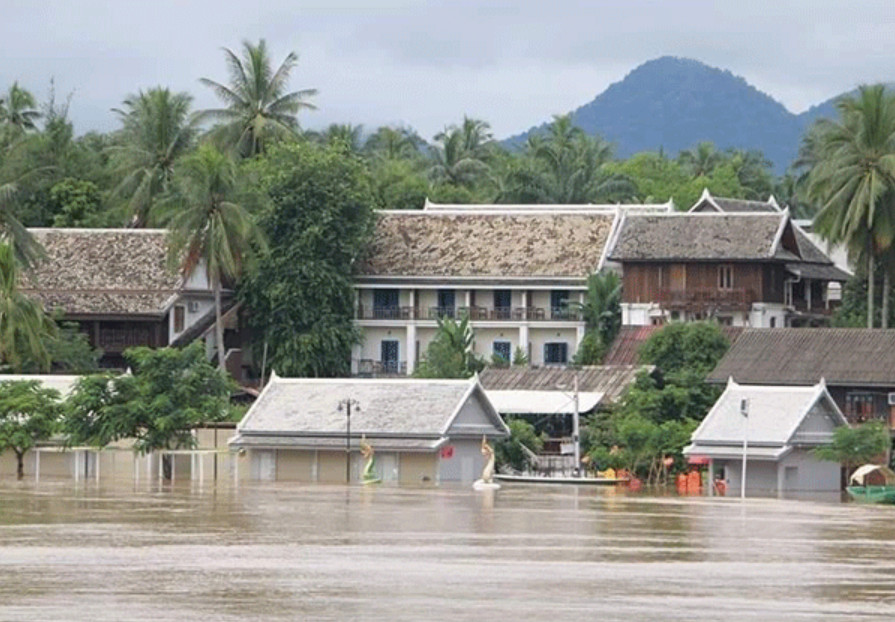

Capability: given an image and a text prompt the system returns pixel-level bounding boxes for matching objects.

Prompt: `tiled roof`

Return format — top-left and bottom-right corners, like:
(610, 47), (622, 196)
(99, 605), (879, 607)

(21, 229), (181, 316)
(603, 325), (745, 366)
(691, 195), (781, 214)
(707, 328), (895, 387)
(236, 376), (507, 438)
(478, 365), (650, 404)
(687, 381), (844, 449)
(357, 210), (615, 279)
(608, 213), (789, 261)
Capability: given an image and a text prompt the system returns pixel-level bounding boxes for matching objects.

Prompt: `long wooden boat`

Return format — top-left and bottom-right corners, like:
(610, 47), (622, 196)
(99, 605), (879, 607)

(846, 485), (895, 504)
(494, 473), (628, 486)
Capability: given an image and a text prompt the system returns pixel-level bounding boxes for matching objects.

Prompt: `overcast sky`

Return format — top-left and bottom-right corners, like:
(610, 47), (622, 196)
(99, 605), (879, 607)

(3, 1), (894, 140)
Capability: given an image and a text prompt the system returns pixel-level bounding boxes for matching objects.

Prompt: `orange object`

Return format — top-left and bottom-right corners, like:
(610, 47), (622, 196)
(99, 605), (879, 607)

(714, 479), (727, 496)
(676, 473), (688, 495)
(687, 470), (701, 495)
(628, 477), (643, 492)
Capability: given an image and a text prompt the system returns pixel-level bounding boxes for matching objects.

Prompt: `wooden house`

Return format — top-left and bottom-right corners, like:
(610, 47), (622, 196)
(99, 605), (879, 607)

(20, 229), (238, 370)
(707, 328), (895, 430)
(605, 197), (850, 328)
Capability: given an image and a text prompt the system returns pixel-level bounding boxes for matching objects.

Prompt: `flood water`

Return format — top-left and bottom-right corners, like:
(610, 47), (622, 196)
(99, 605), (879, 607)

(1, 481), (895, 621)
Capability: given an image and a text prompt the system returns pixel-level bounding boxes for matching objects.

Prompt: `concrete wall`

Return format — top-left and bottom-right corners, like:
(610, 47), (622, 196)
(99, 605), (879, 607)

(438, 439), (486, 484)
(529, 327), (578, 365)
(719, 450), (841, 496)
(400, 453), (437, 485)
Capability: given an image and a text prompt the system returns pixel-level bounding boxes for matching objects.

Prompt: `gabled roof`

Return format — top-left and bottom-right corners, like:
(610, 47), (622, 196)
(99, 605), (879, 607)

(685, 380), (846, 454)
(689, 189), (782, 214)
(357, 209), (616, 280)
(21, 229), (182, 316)
(479, 365), (650, 404)
(607, 212), (797, 262)
(603, 325), (745, 366)
(233, 376), (508, 441)
(707, 328), (895, 387)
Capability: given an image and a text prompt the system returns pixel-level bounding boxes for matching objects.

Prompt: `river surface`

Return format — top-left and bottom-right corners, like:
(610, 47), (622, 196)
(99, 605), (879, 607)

(1, 481), (895, 621)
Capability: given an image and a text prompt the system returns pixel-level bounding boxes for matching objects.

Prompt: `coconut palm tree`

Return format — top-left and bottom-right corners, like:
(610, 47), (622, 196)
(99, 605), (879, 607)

(0, 242), (56, 372)
(162, 145), (267, 369)
(0, 83), (41, 135)
(364, 125), (423, 161)
(108, 88), (197, 227)
(678, 141), (721, 177)
(428, 116), (493, 186)
(808, 85), (895, 328)
(197, 39), (317, 158)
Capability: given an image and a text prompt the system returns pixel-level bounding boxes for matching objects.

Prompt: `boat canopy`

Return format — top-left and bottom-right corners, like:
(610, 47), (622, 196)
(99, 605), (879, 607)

(850, 464), (895, 486)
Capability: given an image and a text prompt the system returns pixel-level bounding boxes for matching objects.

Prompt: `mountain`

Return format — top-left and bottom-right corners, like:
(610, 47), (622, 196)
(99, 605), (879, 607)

(508, 56), (857, 173)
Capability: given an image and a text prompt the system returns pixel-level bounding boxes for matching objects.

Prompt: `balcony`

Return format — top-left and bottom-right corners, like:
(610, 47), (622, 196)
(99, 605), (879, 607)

(355, 305), (582, 322)
(657, 288), (755, 312)
(355, 359), (408, 377)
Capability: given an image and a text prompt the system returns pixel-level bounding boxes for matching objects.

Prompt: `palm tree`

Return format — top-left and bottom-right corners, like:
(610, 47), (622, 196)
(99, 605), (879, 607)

(163, 145), (267, 370)
(0, 242), (56, 372)
(317, 123), (364, 153)
(570, 269), (622, 345)
(197, 39), (317, 158)
(678, 142), (721, 177)
(0, 83), (41, 135)
(108, 88), (197, 227)
(428, 116), (493, 187)
(808, 85), (895, 328)
(365, 125), (423, 161)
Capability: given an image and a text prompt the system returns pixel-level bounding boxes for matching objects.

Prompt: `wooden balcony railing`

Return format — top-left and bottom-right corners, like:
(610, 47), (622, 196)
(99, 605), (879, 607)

(657, 288), (755, 311)
(355, 359), (407, 376)
(355, 305), (582, 322)
(97, 327), (155, 352)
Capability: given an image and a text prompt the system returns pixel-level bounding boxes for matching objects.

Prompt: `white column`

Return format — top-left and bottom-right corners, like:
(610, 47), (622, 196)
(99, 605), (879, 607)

(406, 324), (417, 375)
(576, 324), (586, 351)
(519, 325), (529, 365)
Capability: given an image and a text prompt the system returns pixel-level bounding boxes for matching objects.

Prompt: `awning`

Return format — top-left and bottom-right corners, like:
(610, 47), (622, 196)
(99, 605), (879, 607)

(485, 390), (604, 415)
(229, 434), (448, 452)
(683, 444), (791, 461)
(850, 464), (895, 485)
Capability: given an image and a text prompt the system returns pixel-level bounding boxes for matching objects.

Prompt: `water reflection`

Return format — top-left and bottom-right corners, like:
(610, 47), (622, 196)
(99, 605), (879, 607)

(1, 480), (894, 621)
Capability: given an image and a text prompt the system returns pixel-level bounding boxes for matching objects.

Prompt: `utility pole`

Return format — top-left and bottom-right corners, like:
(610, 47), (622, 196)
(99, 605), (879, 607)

(338, 398), (360, 483)
(573, 372), (580, 477)
(741, 397), (749, 500)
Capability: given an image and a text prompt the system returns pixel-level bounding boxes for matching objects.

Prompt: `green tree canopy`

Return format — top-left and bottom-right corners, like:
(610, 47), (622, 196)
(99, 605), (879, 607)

(240, 141), (375, 377)
(814, 421), (890, 470)
(0, 380), (61, 479)
(414, 315), (485, 379)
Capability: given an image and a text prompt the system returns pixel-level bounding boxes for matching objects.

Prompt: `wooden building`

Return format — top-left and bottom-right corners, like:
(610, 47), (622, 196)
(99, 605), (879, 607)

(20, 229), (236, 369)
(707, 328), (895, 429)
(605, 198), (850, 328)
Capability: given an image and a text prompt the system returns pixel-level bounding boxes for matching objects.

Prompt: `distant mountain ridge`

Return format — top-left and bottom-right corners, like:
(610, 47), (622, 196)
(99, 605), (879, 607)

(507, 56), (869, 173)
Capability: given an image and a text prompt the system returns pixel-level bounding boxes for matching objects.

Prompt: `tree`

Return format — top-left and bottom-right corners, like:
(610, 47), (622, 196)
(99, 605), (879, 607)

(0, 380), (60, 479)
(495, 418), (544, 472)
(163, 145), (267, 370)
(365, 125), (424, 161)
(0, 83), (41, 137)
(49, 177), (102, 227)
(108, 88), (197, 226)
(571, 269), (621, 348)
(638, 321), (730, 376)
(0, 242), (57, 372)
(814, 421), (890, 470)
(808, 85), (895, 328)
(62, 344), (233, 465)
(240, 141), (375, 377)
(16, 320), (101, 374)
(678, 141), (721, 177)
(316, 123), (365, 153)
(198, 39), (317, 158)
(414, 315), (485, 378)
(428, 116), (493, 188)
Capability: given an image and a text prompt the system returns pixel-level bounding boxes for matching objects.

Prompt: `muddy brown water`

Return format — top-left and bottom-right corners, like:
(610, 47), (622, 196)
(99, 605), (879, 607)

(1, 481), (894, 621)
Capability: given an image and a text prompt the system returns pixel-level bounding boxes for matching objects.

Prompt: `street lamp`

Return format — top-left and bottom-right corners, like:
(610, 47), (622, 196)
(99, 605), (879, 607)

(338, 398), (360, 483)
(740, 397), (749, 500)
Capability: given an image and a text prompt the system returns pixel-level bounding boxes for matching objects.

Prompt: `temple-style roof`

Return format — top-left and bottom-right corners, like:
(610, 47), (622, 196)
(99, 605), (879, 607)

(689, 189), (782, 214)
(707, 328), (895, 387)
(607, 213), (796, 262)
(357, 209), (616, 280)
(20, 229), (182, 316)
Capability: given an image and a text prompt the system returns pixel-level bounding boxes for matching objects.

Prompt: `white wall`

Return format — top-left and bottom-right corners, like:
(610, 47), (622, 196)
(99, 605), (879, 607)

(529, 327), (578, 366)
(168, 295), (215, 343)
(749, 303), (787, 328)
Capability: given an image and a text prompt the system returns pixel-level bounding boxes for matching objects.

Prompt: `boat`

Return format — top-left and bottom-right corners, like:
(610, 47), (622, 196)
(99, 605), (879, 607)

(846, 464), (895, 504)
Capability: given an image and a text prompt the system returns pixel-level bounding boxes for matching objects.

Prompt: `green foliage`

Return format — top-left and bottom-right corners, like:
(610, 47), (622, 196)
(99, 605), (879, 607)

(15, 321), (101, 374)
(572, 269), (621, 347)
(198, 39), (317, 158)
(62, 343), (233, 454)
(572, 330), (604, 365)
(638, 321), (730, 375)
(414, 315), (485, 379)
(512, 346), (529, 367)
(370, 158), (428, 210)
(50, 177), (102, 227)
(240, 141), (375, 377)
(814, 421), (890, 469)
(0, 380), (61, 478)
(495, 418), (544, 472)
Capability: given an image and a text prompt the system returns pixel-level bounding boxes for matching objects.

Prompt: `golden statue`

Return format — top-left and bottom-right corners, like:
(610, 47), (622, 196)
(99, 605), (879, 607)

(359, 436), (381, 485)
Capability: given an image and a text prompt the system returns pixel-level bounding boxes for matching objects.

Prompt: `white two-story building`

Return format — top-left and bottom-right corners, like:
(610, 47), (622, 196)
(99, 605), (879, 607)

(351, 201), (671, 375)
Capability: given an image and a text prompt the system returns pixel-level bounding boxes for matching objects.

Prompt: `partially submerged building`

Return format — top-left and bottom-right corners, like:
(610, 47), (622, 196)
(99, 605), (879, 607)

(229, 376), (509, 484)
(684, 379), (848, 496)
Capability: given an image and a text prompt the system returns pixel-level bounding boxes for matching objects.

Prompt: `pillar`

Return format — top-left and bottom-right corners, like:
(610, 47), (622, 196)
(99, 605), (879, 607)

(406, 324), (417, 375)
